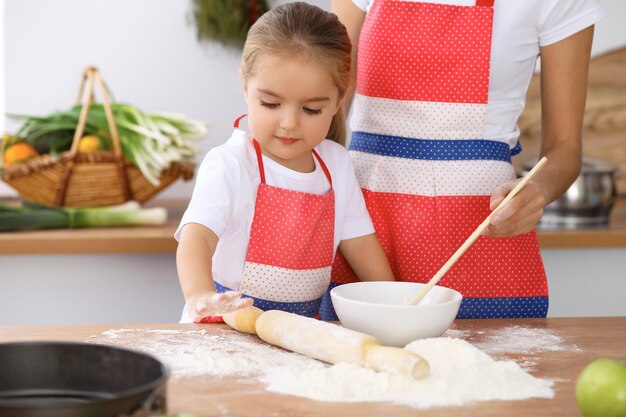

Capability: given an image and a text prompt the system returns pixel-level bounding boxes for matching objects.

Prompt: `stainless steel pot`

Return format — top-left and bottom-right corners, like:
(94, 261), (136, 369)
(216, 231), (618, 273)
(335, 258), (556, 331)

(520, 157), (619, 228)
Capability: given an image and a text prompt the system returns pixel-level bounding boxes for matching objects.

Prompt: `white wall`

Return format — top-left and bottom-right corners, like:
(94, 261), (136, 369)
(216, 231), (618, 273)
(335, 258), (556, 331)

(1, 249), (625, 325)
(0, 0), (325, 197)
(0, 0), (4, 138)
(0, 254), (183, 325)
(1, 1), (626, 325)
(2, 0), (625, 198)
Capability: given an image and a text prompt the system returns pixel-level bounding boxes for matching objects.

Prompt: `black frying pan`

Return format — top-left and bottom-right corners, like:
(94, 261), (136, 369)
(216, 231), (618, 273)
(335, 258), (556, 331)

(0, 341), (168, 417)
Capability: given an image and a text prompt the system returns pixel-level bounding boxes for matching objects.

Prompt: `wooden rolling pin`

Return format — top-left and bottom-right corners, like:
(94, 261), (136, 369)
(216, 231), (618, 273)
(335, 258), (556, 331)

(223, 307), (429, 380)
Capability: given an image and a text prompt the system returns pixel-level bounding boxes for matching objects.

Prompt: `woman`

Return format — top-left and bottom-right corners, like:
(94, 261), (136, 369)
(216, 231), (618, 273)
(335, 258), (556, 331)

(328, 0), (605, 318)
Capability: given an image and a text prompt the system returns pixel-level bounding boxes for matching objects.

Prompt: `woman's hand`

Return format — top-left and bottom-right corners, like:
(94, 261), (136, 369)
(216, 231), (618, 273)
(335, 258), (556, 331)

(483, 178), (546, 238)
(186, 291), (254, 322)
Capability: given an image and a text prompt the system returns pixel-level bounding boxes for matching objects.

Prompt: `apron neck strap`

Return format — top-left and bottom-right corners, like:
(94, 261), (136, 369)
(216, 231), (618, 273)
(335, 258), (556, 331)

(476, 0), (494, 7)
(312, 149), (332, 187)
(234, 114), (247, 129)
(251, 139), (333, 187)
(252, 138), (267, 184)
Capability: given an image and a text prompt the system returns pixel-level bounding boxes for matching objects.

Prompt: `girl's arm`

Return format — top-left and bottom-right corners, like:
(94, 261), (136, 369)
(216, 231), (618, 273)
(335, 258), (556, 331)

(331, 0), (366, 115)
(338, 233), (395, 282)
(176, 223), (252, 321)
(485, 26), (595, 237)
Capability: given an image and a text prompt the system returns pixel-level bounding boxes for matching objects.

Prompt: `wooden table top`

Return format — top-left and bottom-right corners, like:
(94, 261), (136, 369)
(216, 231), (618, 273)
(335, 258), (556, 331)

(1, 317), (624, 416)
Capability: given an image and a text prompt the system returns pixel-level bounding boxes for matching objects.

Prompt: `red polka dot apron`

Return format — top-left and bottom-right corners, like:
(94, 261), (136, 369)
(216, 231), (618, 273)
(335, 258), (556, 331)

(214, 117), (336, 319)
(331, 0), (548, 319)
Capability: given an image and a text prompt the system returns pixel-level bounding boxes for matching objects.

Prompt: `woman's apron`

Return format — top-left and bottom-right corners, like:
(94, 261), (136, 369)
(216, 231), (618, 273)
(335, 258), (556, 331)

(206, 116), (337, 321)
(330, 0), (549, 319)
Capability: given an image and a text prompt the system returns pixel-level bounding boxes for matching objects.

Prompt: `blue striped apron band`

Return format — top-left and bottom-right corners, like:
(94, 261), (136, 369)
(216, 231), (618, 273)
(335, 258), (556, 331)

(214, 281), (323, 318)
(319, 282), (341, 321)
(349, 131), (518, 162)
(458, 296), (549, 319)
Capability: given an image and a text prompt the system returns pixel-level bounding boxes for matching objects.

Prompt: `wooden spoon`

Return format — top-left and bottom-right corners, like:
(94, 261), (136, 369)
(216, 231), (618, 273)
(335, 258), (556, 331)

(408, 156), (548, 305)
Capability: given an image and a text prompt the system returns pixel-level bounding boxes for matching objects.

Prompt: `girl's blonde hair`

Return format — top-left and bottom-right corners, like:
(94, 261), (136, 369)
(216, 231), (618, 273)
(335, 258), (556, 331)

(240, 2), (352, 145)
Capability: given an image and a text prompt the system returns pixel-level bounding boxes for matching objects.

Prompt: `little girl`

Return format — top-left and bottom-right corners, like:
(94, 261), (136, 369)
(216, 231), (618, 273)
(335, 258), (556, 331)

(175, 2), (394, 323)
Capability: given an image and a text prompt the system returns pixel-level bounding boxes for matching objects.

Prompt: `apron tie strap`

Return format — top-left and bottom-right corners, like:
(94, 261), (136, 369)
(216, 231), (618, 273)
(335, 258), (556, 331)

(234, 114), (247, 129)
(476, 0), (494, 7)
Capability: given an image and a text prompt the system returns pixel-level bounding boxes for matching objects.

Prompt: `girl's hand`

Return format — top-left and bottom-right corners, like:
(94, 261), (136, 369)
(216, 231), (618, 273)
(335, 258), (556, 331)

(483, 179), (546, 238)
(187, 291), (254, 322)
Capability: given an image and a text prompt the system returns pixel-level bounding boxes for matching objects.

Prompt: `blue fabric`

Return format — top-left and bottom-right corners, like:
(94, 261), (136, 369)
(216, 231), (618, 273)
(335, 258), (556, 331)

(510, 140), (522, 156)
(457, 296), (549, 319)
(214, 281), (323, 318)
(349, 131), (514, 162)
(319, 282), (341, 321)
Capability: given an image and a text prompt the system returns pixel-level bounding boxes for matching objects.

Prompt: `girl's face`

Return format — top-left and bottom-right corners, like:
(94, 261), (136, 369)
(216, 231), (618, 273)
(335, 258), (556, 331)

(243, 53), (342, 173)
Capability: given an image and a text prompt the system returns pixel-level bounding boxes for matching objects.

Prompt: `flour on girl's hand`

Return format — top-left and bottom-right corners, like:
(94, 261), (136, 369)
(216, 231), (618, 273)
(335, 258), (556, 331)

(91, 327), (557, 409)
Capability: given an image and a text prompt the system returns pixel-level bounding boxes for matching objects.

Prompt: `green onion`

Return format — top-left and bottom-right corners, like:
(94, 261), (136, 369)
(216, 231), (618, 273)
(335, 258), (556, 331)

(3, 103), (209, 185)
(0, 200), (167, 231)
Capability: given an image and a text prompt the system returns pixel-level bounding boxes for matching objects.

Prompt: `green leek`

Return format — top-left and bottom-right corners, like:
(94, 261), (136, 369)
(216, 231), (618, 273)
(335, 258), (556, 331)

(3, 103), (209, 186)
(0, 200), (167, 231)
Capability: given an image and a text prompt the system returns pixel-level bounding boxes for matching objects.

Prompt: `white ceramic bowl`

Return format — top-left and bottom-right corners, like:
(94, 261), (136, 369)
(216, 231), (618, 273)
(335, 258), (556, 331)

(330, 281), (462, 347)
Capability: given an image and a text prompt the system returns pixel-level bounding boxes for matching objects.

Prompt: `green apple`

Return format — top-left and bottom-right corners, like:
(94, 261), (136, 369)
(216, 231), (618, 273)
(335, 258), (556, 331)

(576, 358), (626, 417)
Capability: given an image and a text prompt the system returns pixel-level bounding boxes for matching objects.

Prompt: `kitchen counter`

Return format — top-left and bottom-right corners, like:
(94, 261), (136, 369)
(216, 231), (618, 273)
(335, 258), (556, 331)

(1, 317), (623, 416)
(0, 199), (185, 254)
(1, 198), (626, 254)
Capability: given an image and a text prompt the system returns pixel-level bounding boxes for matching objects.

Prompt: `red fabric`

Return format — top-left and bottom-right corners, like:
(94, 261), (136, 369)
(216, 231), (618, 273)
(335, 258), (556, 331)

(357, 1), (494, 104)
(331, 0), (548, 305)
(233, 114), (247, 129)
(244, 141), (335, 270)
(252, 139), (266, 184)
(197, 316), (224, 324)
(346, 191), (548, 298)
(313, 149), (333, 187)
(245, 185), (335, 269)
(236, 127), (336, 306)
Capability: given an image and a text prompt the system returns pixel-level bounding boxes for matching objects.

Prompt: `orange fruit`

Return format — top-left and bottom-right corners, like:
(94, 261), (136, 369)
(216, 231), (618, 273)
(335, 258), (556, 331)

(3, 142), (39, 165)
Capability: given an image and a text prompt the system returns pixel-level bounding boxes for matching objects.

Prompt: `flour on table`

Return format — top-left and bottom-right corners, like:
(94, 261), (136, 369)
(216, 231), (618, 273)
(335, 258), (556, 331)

(472, 326), (580, 355)
(93, 328), (311, 378)
(442, 325), (580, 370)
(262, 337), (554, 407)
(91, 327), (555, 409)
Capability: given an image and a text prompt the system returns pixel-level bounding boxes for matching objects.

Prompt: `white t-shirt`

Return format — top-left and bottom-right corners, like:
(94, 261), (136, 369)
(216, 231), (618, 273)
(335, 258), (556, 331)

(175, 129), (374, 291)
(350, 0), (605, 144)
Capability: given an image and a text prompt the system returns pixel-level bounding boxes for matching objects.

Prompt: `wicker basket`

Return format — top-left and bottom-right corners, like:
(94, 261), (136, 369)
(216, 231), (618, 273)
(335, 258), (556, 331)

(1, 67), (194, 207)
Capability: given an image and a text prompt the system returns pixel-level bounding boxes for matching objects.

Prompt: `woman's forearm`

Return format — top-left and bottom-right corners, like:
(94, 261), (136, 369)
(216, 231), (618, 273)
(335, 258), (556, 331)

(536, 25), (595, 204)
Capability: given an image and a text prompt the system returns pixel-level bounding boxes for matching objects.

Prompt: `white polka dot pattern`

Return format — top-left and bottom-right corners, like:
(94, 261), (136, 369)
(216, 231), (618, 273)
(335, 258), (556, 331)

(245, 185), (335, 269)
(333, 192), (548, 300)
(352, 94), (486, 140)
(357, 1), (493, 104)
(403, 0), (476, 5)
(239, 264), (331, 302)
(239, 144), (336, 313)
(350, 151), (514, 196)
(329, 0), (550, 319)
